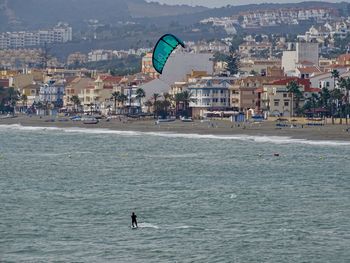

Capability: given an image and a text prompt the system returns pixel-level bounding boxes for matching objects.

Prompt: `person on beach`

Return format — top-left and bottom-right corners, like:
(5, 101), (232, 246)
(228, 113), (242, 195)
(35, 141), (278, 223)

(131, 212), (138, 228)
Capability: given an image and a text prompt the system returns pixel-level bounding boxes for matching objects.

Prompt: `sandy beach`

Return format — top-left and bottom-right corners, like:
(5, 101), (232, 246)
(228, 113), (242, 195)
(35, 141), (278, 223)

(1, 115), (350, 141)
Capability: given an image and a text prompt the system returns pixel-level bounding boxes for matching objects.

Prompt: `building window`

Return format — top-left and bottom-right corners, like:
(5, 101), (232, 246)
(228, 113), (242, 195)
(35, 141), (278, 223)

(284, 101), (289, 106)
(283, 93), (287, 98)
(274, 101), (279, 106)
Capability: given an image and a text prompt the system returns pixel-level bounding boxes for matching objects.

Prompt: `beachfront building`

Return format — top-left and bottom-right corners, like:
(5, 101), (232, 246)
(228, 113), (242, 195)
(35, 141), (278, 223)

(261, 78), (311, 117)
(39, 81), (64, 108)
(188, 76), (234, 118)
(81, 75), (123, 114)
(230, 76), (283, 113)
(63, 77), (94, 111)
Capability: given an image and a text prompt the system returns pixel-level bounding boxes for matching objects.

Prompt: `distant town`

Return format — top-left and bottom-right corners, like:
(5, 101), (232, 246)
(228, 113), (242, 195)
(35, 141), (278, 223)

(1, 4), (350, 124)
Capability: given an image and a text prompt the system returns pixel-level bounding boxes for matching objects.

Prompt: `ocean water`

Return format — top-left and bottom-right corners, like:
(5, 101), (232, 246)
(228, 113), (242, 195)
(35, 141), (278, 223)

(1, 124), (350, 263)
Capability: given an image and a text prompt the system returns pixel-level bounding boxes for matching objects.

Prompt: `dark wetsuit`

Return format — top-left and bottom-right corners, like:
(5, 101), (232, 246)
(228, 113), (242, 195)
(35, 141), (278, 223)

(131, 213), (137, 227)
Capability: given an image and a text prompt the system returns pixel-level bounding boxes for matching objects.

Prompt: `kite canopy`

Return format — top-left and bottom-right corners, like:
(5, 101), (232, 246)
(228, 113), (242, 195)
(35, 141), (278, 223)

(152, 34), (185, 74)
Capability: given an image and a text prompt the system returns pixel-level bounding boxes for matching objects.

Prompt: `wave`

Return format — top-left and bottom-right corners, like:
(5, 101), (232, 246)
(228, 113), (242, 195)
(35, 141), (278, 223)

(1, 124), (350, 146)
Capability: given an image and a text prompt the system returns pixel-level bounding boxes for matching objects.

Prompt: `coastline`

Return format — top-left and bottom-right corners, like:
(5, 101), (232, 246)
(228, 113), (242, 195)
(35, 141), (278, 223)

(1, 116), (350, 142)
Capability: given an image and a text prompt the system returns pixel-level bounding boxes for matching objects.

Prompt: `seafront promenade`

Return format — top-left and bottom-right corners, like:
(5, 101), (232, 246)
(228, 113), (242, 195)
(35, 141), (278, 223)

(1, 115), (350, 141)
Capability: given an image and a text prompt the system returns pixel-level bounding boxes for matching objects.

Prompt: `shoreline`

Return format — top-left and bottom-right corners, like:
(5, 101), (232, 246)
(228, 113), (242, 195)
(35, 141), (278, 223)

(1, 116), (350, 142)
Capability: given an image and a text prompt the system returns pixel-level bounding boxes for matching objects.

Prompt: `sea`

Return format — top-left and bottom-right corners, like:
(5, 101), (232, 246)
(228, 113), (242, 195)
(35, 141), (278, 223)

(1, 124), (350, 263)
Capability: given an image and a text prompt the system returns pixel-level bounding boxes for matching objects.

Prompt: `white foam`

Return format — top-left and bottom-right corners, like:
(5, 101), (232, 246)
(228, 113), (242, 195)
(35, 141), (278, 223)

(138, 223), (159, 229)
(1, 124), (350, 146)
(230, 194), (237, 199)
(174, 225), (193, 229)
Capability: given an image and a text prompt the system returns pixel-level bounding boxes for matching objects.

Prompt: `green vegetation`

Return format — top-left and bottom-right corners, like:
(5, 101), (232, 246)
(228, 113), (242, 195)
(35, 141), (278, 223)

(70, 56), (142, 76)
(0, 87), (20, 113)
(302, 80), (350, 124)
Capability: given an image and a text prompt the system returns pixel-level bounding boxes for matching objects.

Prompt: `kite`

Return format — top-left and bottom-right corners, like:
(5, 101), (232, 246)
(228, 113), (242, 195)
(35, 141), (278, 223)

(152, 34), (185, 74)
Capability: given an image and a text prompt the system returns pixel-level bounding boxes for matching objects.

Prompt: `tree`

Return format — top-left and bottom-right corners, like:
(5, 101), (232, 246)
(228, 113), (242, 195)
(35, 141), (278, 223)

(117, 93), (128, 114)
(144, 100), (153, 113)
(173, 92), (184, 116)
(135, 88), (146, 113)
(339, 77), (350, 124)
(181, 91), (196, 117)
(152, 93), (161, 118)
(286, 81), (303, 117)
(225, 53), (239, 76)
(7, 87), (20, 114)
(111, 91), (120, 113)
(319, 87), (331, 112)
(330, 69), (340, 124)
(330, 88), (343, 123)
(230, 34), (244, 53)
(70, 95), (81, 112)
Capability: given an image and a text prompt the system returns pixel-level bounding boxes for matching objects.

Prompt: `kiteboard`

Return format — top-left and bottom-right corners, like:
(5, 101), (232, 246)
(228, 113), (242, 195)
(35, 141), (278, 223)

(131, 225), (138, 230)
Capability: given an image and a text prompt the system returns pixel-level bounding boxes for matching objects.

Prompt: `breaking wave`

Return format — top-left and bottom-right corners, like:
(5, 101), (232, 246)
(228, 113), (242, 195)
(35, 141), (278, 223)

(1, 124), (350, 146)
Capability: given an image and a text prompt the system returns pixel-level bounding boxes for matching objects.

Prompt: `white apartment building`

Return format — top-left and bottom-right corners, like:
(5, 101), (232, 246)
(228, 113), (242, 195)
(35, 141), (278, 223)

(39, 82), (65, 107)
(282, 42), (319, 75)
(88, 50), (110, 62)
(188, 77), (234, 118)
(0, 23), (72, 49)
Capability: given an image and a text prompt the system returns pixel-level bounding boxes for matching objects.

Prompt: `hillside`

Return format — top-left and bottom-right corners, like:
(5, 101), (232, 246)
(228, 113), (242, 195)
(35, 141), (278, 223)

(0, 0), (207, 31)
(136, 1), (350, 26)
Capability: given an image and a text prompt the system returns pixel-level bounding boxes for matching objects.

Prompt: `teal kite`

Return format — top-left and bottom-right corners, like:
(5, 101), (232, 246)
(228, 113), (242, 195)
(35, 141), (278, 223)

(152, 34), (185, 74)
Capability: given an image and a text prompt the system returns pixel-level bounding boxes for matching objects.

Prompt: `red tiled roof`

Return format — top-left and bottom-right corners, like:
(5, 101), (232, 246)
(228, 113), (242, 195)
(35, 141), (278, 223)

(269, 77), (311, 88)
(100, 76), (123, 83)
(305, 87), (321, 93)
(297, 66), (322, 74)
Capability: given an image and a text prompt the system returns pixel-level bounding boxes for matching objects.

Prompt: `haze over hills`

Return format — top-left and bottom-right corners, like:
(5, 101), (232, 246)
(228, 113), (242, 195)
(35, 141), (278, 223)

(150, 0), (345, 8)
(0, 0), (207, 31)
(1, 0), (349, 32)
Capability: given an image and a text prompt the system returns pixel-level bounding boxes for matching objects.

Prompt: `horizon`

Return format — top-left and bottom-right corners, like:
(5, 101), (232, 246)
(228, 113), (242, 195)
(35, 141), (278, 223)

(147, 0), (343, 8)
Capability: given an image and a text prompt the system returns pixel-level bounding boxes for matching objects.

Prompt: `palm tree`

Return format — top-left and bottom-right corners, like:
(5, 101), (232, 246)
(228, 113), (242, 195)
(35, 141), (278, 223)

(163, 92), (173, 116)
(117, 93), (128, 114)
(330, 88), (343, 123)
(310, 93), (319, 116)
(286, 81), (303, 117)
(331, 69), (340, 89)
(339, 77), (350, 124)
(135, 88), (146, 113)
(152, 93), (160, 118)
(70, 95), (81, 112)
(111, 91), (120, 114)
(6, 87), (20, 115)
(173, 92), (184, 116)
(181, 90), (196, 117)
(331, 69), (340, 124)
(144, 100), (153, 113)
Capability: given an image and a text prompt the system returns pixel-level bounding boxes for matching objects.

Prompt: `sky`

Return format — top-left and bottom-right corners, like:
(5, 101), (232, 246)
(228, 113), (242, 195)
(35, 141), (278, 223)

(148, 0), (343, 8)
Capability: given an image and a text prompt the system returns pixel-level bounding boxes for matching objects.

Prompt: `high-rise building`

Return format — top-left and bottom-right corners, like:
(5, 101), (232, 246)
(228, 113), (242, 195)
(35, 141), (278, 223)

(0, 23), (72, 49)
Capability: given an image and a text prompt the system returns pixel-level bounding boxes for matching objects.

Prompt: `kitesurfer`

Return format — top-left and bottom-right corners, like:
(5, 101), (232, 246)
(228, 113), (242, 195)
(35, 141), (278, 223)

(131, 212), (138, 228)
